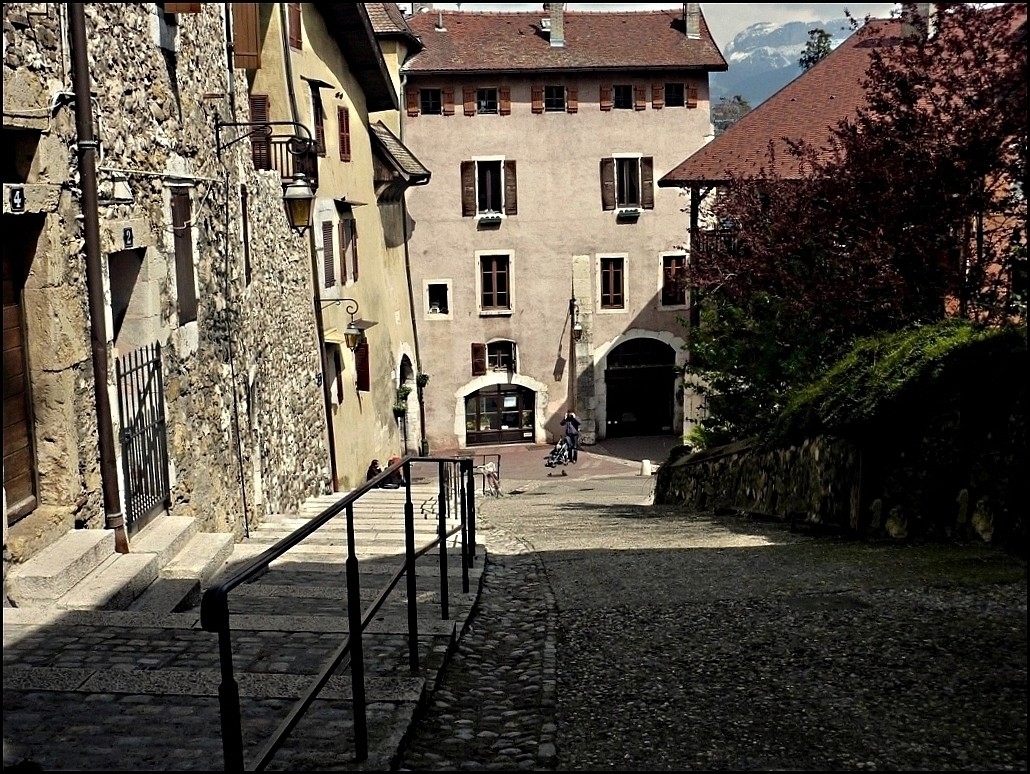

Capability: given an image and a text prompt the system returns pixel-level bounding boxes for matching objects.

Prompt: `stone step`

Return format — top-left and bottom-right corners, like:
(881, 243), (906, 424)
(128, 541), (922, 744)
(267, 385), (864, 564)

(57, 552), (160, 610)
(5, 528), (114, 607)
(160, 531), (236, 583)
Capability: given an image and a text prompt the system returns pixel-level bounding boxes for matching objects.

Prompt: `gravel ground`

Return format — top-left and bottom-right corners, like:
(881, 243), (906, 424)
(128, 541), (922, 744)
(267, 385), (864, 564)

(397, 474), (1027, 772)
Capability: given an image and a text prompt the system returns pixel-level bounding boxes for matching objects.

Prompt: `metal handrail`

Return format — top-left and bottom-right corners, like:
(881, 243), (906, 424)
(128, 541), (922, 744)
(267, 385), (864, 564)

(200, 455), (478, 771)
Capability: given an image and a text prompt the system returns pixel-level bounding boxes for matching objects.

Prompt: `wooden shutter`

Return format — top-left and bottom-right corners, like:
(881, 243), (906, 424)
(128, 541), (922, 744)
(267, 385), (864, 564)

(231, 3), (260, 69)
(171, 190), (198, 324)
(634, 84), (647, 111)
(531, 85), (544, 114)
(463, 87), (475, 116)
(651, 83), (664, 109)
(288, 3), (302, 49)
(341, 219), (354, 286)
(312, 91), (326, 156)
(443, 87), (455, 116)
(503, 160), (518, 216)
(351, 220), (359, 280)
(687, 84), (698, 108)
(338, 106), (351, 162)
(599, 158), (616, 211)
(165, 3), (201, 12)
(499, 86), (511, 116)
(322, 221), (335, 288)
(405, 89), (420, 117)
(471, 343), (487, 376)
(249, 94), (270, 169)
(599, 84), (613, 111)
(460, 161), (475, 217)
(641, 157), (655, 209)
(355, 340), (370, 392)
(566, 85), (578, 113)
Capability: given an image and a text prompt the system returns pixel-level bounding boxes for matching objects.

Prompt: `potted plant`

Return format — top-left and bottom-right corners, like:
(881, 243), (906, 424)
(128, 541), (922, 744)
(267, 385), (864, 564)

(416, 372), (430, 389)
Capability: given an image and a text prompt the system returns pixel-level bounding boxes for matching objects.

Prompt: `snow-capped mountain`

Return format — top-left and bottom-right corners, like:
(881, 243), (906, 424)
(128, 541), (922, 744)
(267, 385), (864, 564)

(710, 17), (857, 107)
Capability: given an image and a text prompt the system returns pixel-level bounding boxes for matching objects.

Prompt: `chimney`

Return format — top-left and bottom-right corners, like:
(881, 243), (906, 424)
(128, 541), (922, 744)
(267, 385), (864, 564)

(546, 3), (565, 48)
(684, 3), (700, 40)
(901, 3), (933, 39)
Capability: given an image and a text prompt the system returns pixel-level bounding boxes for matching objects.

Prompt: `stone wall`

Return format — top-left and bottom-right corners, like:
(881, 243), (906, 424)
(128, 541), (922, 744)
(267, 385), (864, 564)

(4, 3), (332, 561)
(654, 380), (1026, 552)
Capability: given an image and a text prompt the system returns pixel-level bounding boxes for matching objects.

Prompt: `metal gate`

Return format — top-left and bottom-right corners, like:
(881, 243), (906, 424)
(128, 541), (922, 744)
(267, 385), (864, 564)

(116, 342), (171, 534)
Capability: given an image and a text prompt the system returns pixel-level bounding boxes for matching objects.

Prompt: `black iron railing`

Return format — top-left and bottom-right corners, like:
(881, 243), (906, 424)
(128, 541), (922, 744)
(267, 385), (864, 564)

(199, 455), (477, 771)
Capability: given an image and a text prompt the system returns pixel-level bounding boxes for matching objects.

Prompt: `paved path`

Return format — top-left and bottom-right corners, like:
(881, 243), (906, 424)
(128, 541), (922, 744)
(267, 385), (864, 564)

(396, 454), (1027, 771)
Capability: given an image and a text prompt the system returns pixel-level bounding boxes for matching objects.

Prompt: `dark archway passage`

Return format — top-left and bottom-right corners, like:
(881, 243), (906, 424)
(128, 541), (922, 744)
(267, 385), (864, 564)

(604, 338), (676, 438)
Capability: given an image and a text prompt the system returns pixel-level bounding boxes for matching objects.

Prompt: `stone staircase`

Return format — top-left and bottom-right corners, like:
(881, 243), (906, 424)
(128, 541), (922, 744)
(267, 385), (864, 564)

(4, 483), (452, 614)
(3, 481), (483, 771)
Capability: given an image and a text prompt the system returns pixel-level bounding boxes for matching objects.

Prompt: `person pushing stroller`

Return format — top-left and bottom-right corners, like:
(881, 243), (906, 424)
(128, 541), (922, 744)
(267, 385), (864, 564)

(559, 410), (581, 463)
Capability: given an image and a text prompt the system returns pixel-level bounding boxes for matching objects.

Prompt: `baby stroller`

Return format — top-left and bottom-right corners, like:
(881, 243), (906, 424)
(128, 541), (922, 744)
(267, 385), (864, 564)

(544, 436), (573, 475)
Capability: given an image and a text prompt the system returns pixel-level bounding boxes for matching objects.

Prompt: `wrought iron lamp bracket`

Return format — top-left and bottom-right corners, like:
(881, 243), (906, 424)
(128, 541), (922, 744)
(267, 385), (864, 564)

(214, 115), (315, 158)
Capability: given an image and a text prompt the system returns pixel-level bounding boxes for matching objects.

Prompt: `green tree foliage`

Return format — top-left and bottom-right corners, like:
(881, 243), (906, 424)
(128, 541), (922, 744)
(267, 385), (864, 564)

(687, 3), (1027, 446)
(799, 28), (833, 70)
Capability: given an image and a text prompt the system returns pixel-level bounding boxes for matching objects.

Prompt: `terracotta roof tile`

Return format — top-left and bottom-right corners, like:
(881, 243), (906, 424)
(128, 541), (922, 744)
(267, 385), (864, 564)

(404, 9), (727, 74)
(367, 2), (417, 38)
(659, 17), (902, 185)
(371, 121), (431, 182)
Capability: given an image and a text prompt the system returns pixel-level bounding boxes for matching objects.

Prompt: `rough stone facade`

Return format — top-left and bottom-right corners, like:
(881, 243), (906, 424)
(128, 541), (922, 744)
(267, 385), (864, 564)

(3, 3), (334, 566)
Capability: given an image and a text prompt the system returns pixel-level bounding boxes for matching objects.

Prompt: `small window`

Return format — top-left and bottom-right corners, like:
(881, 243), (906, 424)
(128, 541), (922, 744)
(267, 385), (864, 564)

(420, 88), (442, 115)
(477, 160), (502, 213)
(477, 87), (498, 114)
(613, 85), (633, 110)
(427, 283), (450, 315)
(337, 106), (351, 162)
(665, 83), (685, 108)
(544, 85), (566, 112)
(241, 184), (252, 286)
(487, 341), (516, 371)
(480, 254), (510, 311)
(661, 254), (687, 306)
(600, 257), (625, 309)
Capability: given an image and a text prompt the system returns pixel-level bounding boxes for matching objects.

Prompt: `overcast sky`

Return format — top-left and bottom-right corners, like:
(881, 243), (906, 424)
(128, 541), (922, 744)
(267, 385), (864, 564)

(401, 4), (900, 50)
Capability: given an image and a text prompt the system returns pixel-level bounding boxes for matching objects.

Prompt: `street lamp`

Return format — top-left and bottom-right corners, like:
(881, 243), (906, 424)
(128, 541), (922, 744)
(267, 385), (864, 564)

(214, 113), (318, 235)
(282, 174), (315, 234)
(571, 298), (583, 341)
(320, 297), (367, 350)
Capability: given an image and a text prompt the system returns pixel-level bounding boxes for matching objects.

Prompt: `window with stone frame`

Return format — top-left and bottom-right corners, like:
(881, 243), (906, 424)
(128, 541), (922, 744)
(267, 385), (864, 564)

(600, 256), (625, 309)
(479, 254), (510, 311)
(599, 156), (655, 211)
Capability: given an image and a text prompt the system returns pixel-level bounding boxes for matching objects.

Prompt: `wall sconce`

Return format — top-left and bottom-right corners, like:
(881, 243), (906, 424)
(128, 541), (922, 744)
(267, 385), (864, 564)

(214, 112), (318, 235)
(320, 297), (366, 350)
(572, 318), (584, 342)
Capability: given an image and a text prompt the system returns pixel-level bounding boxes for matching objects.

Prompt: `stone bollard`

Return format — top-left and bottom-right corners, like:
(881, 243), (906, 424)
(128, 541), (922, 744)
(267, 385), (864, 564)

(640, 459), (652, 476)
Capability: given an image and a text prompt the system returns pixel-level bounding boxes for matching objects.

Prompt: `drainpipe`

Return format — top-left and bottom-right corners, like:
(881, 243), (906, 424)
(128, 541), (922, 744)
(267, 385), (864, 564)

(69, 3), (128, 553)
(399, 72), (429, 456)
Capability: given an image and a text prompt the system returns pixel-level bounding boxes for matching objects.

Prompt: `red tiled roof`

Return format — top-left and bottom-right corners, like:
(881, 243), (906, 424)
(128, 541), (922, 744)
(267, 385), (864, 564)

(659, 17), (903, 186)
(403, 9), (727, 74)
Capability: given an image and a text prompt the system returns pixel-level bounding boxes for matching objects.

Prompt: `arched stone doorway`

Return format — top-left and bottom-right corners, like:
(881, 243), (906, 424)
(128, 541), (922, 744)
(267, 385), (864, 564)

(604, 338), (677, 438)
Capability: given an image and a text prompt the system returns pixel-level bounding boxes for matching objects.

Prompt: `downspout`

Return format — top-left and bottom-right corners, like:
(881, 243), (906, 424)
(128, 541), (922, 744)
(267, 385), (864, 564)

(68, 4), (128, 553)
(278, 3), (337, 486)
(399, 72), (429, 455)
